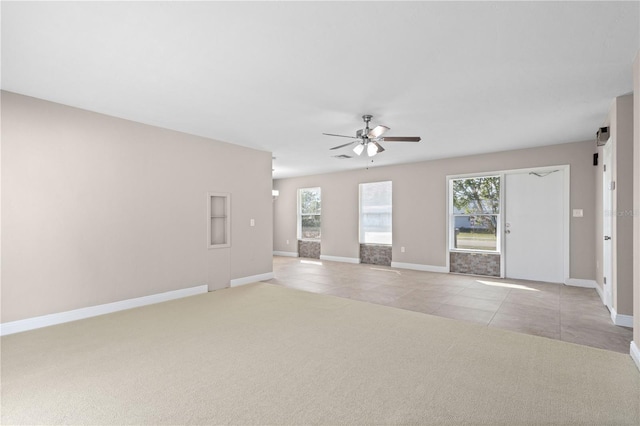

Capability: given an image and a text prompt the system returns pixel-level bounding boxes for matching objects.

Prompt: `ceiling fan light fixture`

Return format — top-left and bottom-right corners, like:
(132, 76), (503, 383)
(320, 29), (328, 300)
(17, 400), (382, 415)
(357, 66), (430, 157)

(324, 114), (421, 159)
(367, 142), (379, 157)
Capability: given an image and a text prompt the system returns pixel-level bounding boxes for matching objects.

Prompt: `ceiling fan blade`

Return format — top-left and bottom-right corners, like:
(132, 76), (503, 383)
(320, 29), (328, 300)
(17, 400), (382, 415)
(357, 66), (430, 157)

(368, 125), (390, 138)
(329, 141), (356, 150)
(379, 136), (421, 142)
(372, 141), (385, 153)
(322, 133), (357, 139)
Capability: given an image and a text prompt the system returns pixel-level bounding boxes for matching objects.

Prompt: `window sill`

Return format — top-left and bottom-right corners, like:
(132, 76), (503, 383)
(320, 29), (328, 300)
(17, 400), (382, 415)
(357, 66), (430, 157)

(450, 248), (500, 254)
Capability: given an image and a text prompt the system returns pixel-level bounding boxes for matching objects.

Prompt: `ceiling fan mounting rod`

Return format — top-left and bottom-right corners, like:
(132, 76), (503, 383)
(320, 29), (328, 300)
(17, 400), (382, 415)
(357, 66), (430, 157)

(362, 114), (373, 140)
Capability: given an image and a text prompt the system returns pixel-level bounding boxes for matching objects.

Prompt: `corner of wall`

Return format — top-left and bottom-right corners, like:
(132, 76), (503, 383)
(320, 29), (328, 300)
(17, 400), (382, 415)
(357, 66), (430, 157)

(632, 50), (640, 353)
(631, 341), (640, 372)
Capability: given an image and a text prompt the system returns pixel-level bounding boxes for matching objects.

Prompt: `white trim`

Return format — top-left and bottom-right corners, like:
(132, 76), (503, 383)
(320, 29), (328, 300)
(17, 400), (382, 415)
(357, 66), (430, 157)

(446, 165), (570, 180)
(500, 171), (505, 278)
(297, 187), (321, 240)
(273, 251), (299, 257)
(319, 255), (361, 264)
(449, 248), (500, 255)
(358, 181), (393, 245)
(446, 165), (570, 282)
(391, 262), (449, 274)
(564, 278), (597, 288)
(609, 306), (634, 328)
(593, 281), (606, 305)
(602, 140), (614, 312)
(506, 165), (570, 282)
(566, 278), (609, 308)
(563, 165), (571, 284)
(207, 192), (231, 249)
(230, 272), (275, 287)
(0, 285), (208, 336)
(630, 341), (640, 372)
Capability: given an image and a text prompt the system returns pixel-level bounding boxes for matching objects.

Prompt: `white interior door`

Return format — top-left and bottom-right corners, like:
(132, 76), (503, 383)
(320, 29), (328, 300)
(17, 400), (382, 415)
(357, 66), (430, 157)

(505, 170), (565, 283)
(602, 141), (613, 309)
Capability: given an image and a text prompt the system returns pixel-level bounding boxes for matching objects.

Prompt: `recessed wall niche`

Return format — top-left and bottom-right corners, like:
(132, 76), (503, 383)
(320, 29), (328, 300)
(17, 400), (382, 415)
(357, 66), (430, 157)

(208, 192), (230, 248)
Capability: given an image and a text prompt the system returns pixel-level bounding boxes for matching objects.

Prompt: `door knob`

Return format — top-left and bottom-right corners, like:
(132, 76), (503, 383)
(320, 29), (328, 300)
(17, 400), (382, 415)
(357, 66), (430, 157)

(604, 236), (611, 240)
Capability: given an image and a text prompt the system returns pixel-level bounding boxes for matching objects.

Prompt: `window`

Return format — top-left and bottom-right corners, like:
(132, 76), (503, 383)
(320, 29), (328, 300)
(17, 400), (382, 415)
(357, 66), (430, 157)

(450, 176), (500, 251)
(298, 187), (321, 240)
(359, 181), (392, 245)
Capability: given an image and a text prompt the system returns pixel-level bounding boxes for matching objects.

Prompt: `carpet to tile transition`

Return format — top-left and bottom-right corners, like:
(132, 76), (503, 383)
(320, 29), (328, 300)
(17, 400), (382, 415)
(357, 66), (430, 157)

(2, 283), (639, 425)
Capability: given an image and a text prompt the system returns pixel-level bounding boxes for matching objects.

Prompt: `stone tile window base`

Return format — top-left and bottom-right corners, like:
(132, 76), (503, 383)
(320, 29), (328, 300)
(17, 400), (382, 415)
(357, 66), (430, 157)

(360, 244), (392, 266)
(450, 252), (500, 277)
(298, 240), (321, 259)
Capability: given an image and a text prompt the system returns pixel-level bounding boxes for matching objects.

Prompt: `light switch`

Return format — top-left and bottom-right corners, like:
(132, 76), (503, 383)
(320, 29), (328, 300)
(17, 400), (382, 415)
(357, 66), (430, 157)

(401, 247), (406, 253)
(250, 219), (255, 227)
(572, 209), (583, 218)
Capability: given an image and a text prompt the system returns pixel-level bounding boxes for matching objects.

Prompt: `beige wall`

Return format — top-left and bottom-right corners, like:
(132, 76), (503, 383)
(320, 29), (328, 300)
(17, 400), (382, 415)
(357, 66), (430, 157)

(274, 140), (596, 281)
(1, 91), (273, 323)
(596, 94), (634, 317)
(633, 52), (639, 355)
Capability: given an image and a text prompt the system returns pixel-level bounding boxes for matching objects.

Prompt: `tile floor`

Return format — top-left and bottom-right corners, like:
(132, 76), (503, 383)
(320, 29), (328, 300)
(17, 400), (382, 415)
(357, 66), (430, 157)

(266, 256), (633, 354)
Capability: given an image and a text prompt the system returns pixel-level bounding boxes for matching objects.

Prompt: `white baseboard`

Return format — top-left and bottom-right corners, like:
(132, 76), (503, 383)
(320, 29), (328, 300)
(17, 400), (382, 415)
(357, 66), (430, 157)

(593, 281), (606, 305)
(391, 262), (449, 274)
(564, 278), (597, 288)
(319, 255), (361, 264)
(631, 341), (640, 372)
(609, 306), (634, 328)
(0, 284), (208, 336)
(230, 272), (275, 287)
(273, 251), (298, 257)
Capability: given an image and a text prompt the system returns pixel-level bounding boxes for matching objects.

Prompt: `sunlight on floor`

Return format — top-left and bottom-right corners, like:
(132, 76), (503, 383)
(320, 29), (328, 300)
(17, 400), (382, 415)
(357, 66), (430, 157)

(300, 260), (323, 266)
(273, 256), (631, 353)
(476, 280), (539, 292)
(370, 268), (401, 275)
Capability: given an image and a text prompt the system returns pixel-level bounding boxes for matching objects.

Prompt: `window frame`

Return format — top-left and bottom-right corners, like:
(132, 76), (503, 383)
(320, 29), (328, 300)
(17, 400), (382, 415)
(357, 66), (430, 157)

(359, 180), (393, 245)
(297, 187), (321, 241)
(448, 175), (502, 254)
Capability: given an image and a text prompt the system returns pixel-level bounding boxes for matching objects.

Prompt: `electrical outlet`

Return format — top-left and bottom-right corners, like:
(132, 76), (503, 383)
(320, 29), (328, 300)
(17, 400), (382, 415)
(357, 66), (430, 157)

(250, 219), (255, 227)
(401, 247), (406, 253)
(286, 240), (289, 245)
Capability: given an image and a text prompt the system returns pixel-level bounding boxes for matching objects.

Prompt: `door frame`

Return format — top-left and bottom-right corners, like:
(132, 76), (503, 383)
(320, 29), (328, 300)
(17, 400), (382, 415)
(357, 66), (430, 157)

(503, 165), (570, 283)
(446, 164), (570, 282)
(601, 139), (613, 309)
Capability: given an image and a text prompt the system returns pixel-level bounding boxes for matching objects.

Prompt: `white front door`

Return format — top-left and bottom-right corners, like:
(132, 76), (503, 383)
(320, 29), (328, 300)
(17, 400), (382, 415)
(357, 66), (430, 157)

(504, 169), (565, 283)
(602, 141), (613, 309)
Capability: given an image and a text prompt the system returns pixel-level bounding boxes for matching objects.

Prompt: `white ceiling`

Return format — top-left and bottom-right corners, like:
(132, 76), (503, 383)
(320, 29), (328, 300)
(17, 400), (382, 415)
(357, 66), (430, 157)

(2, 1), (639, 179)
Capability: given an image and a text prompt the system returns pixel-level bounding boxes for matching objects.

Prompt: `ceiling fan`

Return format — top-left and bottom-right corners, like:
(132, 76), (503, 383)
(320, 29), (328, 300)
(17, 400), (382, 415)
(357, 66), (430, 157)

(323, 114), (421, 157)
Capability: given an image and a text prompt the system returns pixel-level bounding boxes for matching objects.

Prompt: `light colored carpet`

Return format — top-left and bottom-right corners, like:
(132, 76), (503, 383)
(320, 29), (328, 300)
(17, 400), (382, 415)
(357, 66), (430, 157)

(2, 283), (639, 425)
